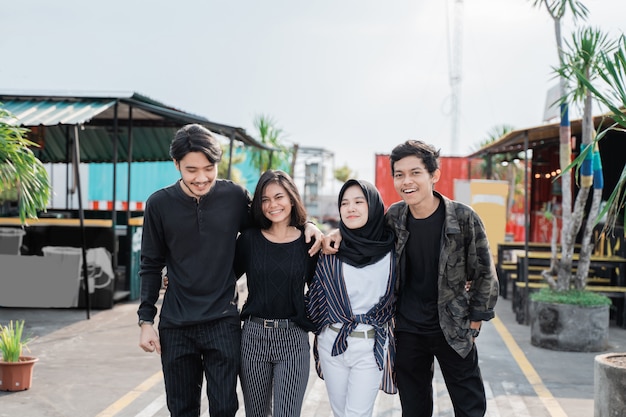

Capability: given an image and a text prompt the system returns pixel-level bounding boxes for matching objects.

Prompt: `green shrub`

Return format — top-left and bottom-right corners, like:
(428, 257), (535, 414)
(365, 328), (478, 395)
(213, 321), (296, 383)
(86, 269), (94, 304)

(0, 320), (31, 362)
(530, 288), (612, 307)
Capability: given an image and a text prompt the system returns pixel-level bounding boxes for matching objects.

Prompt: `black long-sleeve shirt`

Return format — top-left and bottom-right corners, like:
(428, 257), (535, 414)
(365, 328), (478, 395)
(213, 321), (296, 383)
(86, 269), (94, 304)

(235, 228), (318, 331)
(137, 180), (251, 328)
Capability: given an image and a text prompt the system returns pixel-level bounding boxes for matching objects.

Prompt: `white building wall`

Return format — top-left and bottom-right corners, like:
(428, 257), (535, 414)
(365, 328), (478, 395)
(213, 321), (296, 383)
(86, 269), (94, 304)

(45, 163), (89, 210)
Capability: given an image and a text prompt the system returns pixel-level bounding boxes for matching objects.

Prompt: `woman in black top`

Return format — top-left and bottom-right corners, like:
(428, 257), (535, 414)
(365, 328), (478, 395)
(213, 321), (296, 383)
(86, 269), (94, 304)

(234, 170), (319, 417)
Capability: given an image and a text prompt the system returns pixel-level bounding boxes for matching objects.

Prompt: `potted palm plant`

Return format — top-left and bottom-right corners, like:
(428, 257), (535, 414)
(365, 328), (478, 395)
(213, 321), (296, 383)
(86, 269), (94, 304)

(528, 24), (618, 352)
(573, 32), (626, 417)
(0, 320), (38, 391)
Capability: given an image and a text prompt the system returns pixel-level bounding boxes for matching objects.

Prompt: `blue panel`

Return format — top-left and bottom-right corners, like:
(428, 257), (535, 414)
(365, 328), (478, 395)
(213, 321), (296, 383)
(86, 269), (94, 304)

(88, 162), (179, 202)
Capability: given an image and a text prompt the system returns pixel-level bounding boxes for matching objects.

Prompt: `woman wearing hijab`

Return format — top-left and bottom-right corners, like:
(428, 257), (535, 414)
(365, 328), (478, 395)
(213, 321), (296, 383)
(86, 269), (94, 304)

(306, 179), (396, 417)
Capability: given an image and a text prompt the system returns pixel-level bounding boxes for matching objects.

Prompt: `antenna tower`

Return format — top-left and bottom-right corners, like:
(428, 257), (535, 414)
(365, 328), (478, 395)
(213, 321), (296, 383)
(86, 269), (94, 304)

(448, 0), (464, 154)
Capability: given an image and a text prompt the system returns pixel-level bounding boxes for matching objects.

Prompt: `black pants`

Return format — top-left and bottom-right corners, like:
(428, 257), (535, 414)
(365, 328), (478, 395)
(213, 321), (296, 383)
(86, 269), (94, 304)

(159, 317), (241, 417)
(395, 331), (486, 417)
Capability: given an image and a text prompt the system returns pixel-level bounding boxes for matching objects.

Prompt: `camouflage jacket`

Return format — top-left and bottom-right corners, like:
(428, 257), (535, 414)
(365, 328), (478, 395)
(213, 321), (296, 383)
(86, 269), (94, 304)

(385, 191), (499, 358)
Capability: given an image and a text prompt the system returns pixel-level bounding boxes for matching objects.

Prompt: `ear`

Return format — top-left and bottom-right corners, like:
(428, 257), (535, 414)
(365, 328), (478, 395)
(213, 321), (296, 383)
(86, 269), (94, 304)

(431, 168), (441, 184)
(174, 160), (180, 171)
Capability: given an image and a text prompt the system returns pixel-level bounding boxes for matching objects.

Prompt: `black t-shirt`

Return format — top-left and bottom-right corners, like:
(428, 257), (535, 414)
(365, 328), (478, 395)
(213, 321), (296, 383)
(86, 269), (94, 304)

(396, 199), (445, 334)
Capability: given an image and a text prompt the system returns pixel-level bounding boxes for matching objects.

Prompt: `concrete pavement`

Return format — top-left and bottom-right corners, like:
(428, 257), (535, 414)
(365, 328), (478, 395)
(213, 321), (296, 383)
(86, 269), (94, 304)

(1, 288), (626, 417)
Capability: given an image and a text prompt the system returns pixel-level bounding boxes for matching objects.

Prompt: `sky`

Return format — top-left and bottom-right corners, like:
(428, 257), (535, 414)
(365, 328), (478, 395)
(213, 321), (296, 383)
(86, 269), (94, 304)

(1, 0), (624, 184)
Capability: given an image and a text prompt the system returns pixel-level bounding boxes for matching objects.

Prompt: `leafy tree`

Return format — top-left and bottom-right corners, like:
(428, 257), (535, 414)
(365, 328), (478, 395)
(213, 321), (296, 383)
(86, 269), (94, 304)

(334, 164), (355, 183)
(0, 106), (51, 223)
(472, 124), (515, 180)
(218, 144), (245, 185)
(249, 115), (292, 174)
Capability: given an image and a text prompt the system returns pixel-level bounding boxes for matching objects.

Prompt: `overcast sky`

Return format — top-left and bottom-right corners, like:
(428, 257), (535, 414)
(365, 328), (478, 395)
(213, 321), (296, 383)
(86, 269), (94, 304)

(1, 0), (624, 183)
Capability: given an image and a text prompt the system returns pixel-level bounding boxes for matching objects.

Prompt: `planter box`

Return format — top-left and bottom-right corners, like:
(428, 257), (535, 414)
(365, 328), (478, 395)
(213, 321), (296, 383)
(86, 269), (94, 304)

(595, 353), (626, 417)
(530, 300), (609, 352)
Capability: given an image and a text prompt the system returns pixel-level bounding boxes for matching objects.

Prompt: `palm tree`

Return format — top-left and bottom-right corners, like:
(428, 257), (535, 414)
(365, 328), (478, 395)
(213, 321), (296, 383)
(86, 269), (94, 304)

(529, 0), (588, 291)
(249, 115), (292, 174)
(574, 33), (626, 233)
(471, 124), (515, 181)
(0, 106), (51, 223)
(218, 144), (245, 185)
(548, 27), (616, 291)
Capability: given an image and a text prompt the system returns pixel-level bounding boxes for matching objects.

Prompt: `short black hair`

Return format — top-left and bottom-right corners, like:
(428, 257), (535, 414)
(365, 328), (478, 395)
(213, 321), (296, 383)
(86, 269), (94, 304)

(169, 124), (222, 164)
(389, 140), (440, 175)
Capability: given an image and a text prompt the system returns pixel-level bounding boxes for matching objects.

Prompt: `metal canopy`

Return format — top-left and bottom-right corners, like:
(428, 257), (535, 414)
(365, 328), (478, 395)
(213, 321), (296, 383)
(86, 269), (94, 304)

(467, 113), (620, 158)
(0, 91), (273, 163)
(2, 99), (116, 126)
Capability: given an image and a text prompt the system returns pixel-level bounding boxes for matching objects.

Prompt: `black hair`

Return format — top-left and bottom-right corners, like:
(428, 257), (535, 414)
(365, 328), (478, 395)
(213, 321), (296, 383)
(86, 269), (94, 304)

(251, 169), (308, 229)
(169, 124), (222, 164)
(389, 140), (440, 175)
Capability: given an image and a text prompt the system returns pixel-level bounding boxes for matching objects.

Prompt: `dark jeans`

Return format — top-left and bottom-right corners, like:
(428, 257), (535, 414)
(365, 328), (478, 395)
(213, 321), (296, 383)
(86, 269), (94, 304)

(395, 331), (486, 417)
(159, 317), (241, 417)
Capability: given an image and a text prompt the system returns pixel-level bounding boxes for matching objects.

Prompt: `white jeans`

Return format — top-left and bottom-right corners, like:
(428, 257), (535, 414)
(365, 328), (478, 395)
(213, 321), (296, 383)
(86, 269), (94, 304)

(317, 327), (385, 417)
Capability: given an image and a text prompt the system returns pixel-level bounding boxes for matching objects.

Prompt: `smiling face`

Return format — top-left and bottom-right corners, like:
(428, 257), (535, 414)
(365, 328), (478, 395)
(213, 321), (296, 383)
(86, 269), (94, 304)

(393, 155), (440, 212)
(339, 184), (368, 230)
(261, 181), (293, 226)
(175, 151), (218, 197)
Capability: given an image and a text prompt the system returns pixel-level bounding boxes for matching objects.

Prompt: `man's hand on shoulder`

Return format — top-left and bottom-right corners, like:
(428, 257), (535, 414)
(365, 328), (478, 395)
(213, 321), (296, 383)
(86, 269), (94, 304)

(322, 228), (341, 255)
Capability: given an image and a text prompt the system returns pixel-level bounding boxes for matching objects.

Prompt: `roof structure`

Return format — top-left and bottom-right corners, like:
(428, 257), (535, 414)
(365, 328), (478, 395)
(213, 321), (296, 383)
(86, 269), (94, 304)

(0, 91), (273, 163)
(467, 112), (622, 158)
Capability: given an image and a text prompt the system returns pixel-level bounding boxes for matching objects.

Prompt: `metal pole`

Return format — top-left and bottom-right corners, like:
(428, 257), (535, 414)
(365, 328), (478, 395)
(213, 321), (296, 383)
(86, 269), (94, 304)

(524, 131), (530, 324)
(65, 125), (71, 209)
(125, 107), (134, 286)
(73, 126), (91, 319)
(111, 101), (119, 272)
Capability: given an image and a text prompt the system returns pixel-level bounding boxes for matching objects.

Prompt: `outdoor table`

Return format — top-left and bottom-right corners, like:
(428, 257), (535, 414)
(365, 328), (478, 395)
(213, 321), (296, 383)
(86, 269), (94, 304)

(514, 251), (626, 288)
(496, 242), (581, 298)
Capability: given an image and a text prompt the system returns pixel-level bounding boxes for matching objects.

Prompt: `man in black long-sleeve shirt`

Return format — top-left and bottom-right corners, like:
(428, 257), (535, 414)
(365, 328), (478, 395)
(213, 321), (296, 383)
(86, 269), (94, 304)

(137, 124), (320, 417)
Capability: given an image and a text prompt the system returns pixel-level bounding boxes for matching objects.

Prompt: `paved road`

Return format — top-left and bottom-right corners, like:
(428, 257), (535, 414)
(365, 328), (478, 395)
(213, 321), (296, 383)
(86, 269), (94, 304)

(1, 287), (625, 417)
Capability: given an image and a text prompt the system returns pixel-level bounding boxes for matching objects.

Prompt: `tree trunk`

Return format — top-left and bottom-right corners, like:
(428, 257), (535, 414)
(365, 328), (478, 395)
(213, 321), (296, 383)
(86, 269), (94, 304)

(576, 187), (603, 289)
(573, 82), (604, 289)
(552, 14), (576, 291)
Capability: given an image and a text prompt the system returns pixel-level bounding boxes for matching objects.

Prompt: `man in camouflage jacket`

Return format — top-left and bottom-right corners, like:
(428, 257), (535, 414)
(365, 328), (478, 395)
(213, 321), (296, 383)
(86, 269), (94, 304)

(386, 192), (499, 356)
(386, 140), (498, 417)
